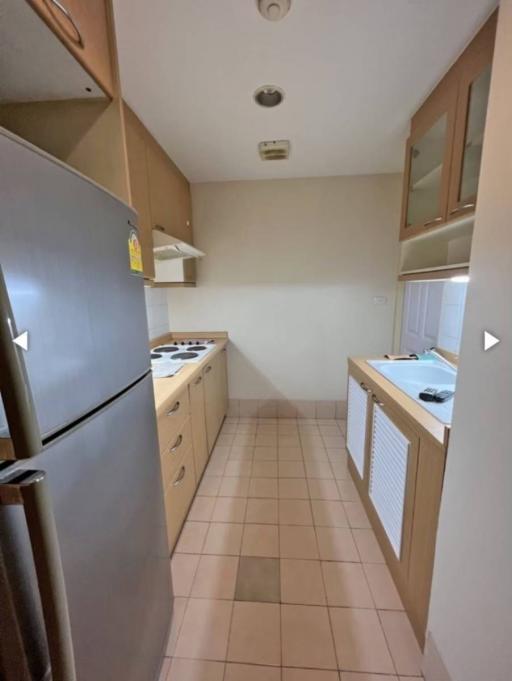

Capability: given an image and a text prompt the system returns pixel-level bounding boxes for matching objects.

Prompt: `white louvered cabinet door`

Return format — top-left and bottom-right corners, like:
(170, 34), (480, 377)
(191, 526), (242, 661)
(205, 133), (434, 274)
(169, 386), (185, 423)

(368, 401), (419, 562)
(346, 375), (370, 479)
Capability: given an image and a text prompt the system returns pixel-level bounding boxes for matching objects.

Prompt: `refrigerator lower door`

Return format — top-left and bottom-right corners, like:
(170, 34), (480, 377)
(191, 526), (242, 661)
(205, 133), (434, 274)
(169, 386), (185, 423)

(0, 129), (151, 442)
(0, 374), (172, 681)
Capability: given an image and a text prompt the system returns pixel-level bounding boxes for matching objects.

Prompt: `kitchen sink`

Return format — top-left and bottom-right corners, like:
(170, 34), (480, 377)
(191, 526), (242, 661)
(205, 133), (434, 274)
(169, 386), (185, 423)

(367, 358), (457, 425)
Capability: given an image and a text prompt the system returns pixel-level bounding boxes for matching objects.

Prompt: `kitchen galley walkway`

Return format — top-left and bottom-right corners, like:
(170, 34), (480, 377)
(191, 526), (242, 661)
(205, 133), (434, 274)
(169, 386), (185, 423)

(161, 415), (423, 681)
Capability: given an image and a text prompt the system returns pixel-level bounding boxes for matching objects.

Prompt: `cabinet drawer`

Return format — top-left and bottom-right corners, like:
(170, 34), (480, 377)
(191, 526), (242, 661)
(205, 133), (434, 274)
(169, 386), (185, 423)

(157, 387), (190, 454)
(164, 446), (197, 551)
(160, 418), (193, 491)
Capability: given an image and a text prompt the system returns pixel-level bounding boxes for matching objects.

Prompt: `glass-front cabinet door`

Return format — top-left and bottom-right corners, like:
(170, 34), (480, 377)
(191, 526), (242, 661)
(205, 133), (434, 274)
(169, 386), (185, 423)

(448, 13), (496, 219)
(448, 14), (496, 220)
(400, 78), (458, 240)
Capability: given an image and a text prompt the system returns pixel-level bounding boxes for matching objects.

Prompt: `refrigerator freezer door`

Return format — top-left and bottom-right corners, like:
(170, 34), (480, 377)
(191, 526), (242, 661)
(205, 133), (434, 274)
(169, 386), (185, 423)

(0, 131), (151, 441)
(0, 373), (172, 681)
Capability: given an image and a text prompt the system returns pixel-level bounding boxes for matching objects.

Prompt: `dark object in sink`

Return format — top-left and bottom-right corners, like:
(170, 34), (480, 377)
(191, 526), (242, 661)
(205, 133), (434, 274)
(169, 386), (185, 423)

(433, 390), (454, 403)
(171, 352), (199, 360)
(419, 388), (438, 402)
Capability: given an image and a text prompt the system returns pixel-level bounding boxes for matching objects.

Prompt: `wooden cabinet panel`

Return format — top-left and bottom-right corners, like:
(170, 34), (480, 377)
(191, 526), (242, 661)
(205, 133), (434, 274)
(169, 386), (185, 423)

(218, 348), (229, 421)
(123, 104), (155, 278)
(448, 12), (497, 220)
(28, 0), (115, 96)
(203, 351), (228, 453)
(146, 139), (193, 243)
(189, 373), (209, 479)
(164, 446), (197, 552)
(408, 438), (446, 646)
(203, 356), (220, 454)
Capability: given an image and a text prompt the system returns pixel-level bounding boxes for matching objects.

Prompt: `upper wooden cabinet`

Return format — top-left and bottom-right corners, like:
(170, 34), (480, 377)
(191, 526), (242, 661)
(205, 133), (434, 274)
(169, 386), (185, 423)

(400, 12), (497, 240)
(123, 103), (194, 280)
(146, 141), (193, 244)
(123, 105), (155, 278)
(27, 0), (115, 97)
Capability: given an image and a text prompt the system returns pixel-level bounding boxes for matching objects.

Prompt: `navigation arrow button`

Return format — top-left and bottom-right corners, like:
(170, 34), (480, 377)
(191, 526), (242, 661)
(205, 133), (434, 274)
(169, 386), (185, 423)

(13, 331), (29, 351)
(484, 331), (500, 351)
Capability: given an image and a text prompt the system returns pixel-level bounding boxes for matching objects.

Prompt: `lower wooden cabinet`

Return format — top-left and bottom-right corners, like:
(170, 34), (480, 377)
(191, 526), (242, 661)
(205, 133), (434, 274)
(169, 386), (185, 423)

(158, 345), (229, 554)
(164, 445), (197, 551)
(346, 363), (447, 648)
(189, 373), (209, 478)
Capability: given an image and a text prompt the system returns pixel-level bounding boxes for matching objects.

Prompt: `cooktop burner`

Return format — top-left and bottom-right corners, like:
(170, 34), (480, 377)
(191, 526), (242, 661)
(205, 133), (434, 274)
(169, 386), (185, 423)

(151, 352), (162, 359)
(187, 345), (207, 351)
(171, 352), (199, 360)
(154, 346), (180, 353)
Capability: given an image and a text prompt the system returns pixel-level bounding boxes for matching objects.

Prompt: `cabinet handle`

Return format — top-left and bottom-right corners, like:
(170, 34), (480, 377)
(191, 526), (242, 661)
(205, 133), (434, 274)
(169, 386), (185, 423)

(450, 202), (475, 215)
(173, 466), (186, 486)
(167, 401), (180, 416)
(44, 0), (83, 46)
(170, 434), (183, 453)
(423, 216), (443, 227)
(372, 395), (384, 407)
(360, 382), (371, 393)
(194, 376), (202, 385)
(204, 366), (212, 374)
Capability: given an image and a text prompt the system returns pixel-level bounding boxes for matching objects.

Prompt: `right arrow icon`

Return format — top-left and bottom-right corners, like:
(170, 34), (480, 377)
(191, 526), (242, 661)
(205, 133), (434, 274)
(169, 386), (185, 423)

(484, 331), (500, 351)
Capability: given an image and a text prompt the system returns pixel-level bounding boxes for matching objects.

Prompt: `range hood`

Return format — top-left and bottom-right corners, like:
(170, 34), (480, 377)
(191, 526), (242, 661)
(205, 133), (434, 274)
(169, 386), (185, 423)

(152, 228), (204, 260)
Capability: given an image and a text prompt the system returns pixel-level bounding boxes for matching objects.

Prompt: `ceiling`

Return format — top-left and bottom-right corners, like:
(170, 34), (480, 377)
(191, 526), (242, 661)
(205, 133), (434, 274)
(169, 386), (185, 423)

(113, 0), (497, 183)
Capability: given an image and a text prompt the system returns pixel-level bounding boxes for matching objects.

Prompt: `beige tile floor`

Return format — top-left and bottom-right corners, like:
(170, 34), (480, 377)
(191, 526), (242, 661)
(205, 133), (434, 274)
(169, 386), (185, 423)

(162, 417), (424, 681)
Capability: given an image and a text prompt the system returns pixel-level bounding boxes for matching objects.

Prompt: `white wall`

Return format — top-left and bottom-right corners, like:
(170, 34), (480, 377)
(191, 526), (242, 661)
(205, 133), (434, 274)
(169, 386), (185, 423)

(167, 174), (401, 400)
(144, 286), (170, 340)
(424, 3), (512, 680)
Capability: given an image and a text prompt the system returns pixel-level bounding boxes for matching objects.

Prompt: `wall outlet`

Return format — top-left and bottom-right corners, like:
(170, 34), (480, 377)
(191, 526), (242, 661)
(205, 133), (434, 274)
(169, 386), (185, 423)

(373, 296), (388, 305)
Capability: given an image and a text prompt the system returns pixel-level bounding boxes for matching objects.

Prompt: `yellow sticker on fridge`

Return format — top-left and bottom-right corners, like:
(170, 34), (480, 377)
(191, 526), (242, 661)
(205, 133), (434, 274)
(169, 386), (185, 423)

(128, 229), (143, 274)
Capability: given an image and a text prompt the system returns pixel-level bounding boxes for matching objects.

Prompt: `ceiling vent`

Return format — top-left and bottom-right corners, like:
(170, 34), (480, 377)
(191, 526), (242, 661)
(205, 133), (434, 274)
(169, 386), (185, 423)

(258, 140), (290, 161)
(257, 0), (291, 21)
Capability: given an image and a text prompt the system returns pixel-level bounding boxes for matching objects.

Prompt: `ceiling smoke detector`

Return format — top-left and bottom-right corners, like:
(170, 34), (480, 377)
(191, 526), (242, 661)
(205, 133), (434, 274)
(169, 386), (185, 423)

(258, 0), (291, 21)
(254, 85), (284, 108)
(258, 140), (290, 161)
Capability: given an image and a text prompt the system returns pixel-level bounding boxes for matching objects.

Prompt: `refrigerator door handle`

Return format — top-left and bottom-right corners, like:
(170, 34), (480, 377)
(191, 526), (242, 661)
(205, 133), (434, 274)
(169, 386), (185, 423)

(0, 467), (77, 681)
(0, 265), (42, 459)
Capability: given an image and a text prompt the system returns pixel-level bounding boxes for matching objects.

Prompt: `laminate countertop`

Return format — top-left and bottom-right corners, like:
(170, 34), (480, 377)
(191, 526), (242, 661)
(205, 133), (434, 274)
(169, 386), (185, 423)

(151, 333), (228, 415)
(349, 357), (451, 447)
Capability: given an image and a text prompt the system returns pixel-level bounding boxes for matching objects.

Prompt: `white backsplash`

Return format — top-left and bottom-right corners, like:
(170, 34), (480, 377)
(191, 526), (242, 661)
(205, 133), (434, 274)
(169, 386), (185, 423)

(144, 286), (171, 340)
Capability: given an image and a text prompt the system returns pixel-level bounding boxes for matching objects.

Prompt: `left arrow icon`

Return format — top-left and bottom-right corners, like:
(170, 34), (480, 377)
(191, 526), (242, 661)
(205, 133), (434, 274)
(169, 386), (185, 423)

(13, 331), (29, 351)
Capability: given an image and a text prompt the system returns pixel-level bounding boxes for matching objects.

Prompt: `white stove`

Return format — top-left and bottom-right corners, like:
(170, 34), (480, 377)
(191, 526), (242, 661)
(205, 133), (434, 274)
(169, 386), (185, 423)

(151, 338), (216, 378)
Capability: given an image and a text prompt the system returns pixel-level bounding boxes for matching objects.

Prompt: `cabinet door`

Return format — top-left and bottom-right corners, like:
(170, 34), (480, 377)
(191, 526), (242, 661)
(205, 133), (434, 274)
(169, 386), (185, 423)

(346, 375), (371, 481)
(146, 141), (193, 243)
(448, 13), (496, 219)
(203, 355), (220, 453)
(367, 398), (419, 583)
(400, 77), (458, 240)
(123, 104), (155, 278)
(189, 374), (209, 478)
(28, 0), (114, 96)
(218, 348), (229, 422)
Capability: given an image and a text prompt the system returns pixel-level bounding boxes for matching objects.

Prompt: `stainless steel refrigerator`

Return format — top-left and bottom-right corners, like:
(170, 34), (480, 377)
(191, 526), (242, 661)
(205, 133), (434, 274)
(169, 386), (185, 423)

(0, 129), (172, 681)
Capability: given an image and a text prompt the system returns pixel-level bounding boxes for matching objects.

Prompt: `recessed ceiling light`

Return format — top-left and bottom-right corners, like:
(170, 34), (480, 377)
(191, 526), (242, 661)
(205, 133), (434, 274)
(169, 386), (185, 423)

(258, 0), (291, 21)
(254, 85), (284, 108)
